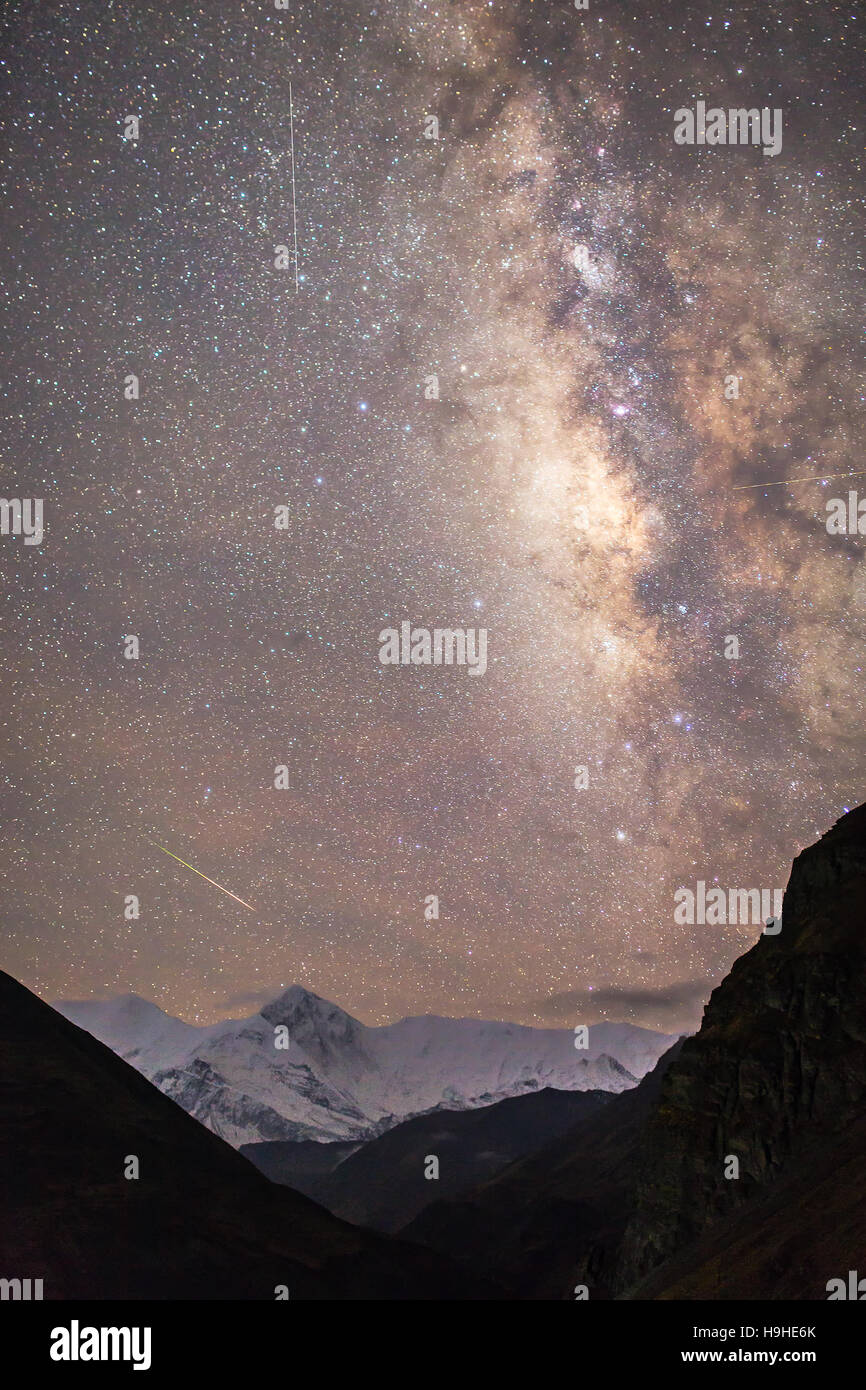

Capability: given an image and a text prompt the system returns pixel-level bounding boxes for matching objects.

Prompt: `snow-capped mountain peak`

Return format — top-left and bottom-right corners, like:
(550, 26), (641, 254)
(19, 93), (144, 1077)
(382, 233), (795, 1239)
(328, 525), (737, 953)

(261, 986), (364, 1054)
(58, 993), (200, 1067)
(56, 985), (681, 1148)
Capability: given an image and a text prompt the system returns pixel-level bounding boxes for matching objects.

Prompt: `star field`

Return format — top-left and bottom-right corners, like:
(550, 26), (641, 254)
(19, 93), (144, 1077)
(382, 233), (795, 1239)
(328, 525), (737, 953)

(0, 0), (862, 1030)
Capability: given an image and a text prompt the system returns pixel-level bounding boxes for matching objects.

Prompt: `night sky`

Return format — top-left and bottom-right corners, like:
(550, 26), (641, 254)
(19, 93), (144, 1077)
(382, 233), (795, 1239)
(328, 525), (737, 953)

(0, 1), (862, 1030)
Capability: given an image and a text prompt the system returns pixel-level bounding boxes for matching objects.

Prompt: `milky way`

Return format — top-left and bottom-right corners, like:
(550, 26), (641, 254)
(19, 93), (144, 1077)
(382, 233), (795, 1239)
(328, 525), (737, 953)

(0, 0), (862, 1029)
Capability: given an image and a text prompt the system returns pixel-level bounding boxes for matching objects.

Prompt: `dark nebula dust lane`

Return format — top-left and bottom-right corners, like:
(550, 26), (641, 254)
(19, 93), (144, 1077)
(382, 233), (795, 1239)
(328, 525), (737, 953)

(0, 1), (862, 1030)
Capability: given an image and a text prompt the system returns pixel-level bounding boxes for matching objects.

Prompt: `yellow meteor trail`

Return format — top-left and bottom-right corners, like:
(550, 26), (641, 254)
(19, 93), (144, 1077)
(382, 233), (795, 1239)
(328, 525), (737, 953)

(149, 841), (256, 912)
(733, 468), (866, 491)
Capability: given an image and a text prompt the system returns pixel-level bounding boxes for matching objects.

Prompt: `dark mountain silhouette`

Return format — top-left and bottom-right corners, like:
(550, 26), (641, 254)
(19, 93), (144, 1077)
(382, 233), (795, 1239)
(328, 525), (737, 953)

(241, 1137), (362, 1188)
(243, 1086), (613, 1232)
(404, 1038), (682, 1295)
(627, 1110), (866, 1299)
(0, 970), (491, 1299)
(613, 801), (866, 1295)
(407, 803), (866, 1300)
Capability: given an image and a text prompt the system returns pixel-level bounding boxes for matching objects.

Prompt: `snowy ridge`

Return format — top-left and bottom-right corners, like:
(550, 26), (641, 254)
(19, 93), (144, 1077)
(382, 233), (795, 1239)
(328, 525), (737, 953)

(57, 985), (680, 1148)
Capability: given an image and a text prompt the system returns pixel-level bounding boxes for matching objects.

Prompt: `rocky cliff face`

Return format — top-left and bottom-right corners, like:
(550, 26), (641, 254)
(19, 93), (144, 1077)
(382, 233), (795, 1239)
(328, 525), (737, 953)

(614, 803), (866, 1293)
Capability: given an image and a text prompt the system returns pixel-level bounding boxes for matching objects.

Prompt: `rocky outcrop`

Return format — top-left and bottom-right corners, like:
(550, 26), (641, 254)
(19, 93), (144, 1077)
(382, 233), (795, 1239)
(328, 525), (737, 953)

(405, 804), (866, 1300)
(614, 803), (866, 1292)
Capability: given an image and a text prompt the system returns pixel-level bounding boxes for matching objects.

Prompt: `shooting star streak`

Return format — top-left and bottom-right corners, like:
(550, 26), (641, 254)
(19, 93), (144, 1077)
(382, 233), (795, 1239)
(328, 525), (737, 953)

(733, 469), (866, 491)
(289, 81), (299, 292)
(149, 841), (257, 912)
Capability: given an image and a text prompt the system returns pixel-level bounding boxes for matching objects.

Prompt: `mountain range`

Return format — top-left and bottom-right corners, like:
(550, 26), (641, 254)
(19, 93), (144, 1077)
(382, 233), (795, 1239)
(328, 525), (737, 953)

(4, 801), (865, 1299)
(57, 986), (678, 1147)
(241, 1084), (615, 1232)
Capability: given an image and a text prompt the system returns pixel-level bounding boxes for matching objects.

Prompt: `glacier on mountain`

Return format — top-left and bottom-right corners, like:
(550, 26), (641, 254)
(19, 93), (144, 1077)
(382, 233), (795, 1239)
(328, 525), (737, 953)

(57, 985), (680, 1147)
